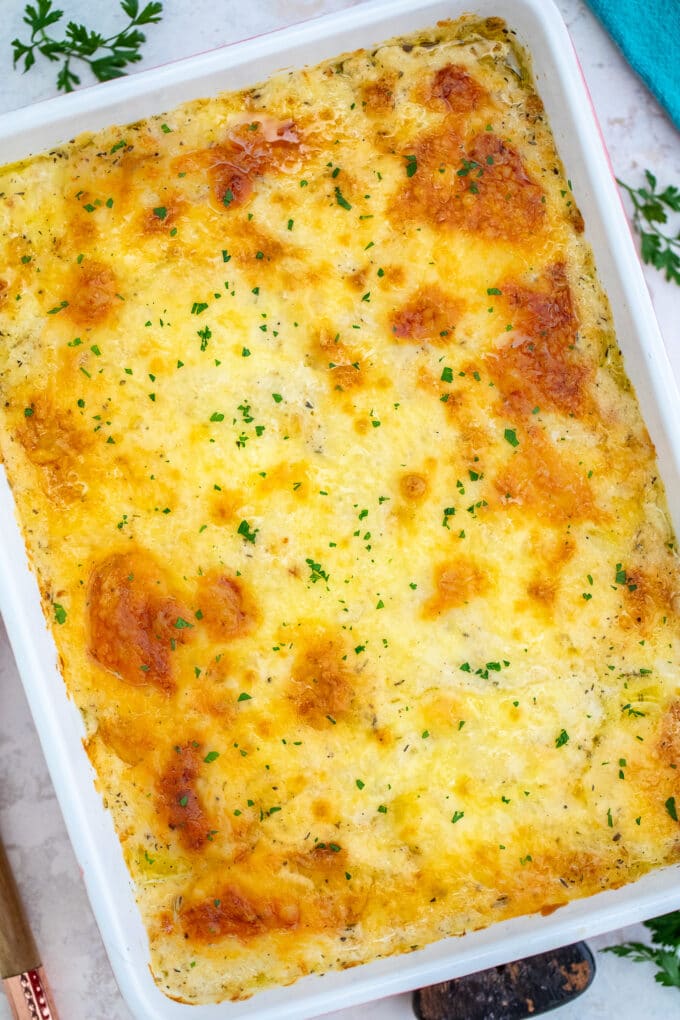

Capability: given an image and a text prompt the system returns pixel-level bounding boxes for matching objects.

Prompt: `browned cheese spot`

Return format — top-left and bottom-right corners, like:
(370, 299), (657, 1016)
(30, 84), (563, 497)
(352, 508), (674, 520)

(361, 75), (397, 114)
(315, 328), (364, 392)
(400, 472), (429, 501)
(524, 92), (545, 122)
(141, 197), (186, 235)
(391, 129), (545, 243)
(64, 259), (118, 327)
(469, 839), (612, 918)
(208, 487), (244, 526)
(195, 570), (255, 642)
(88, 550), (192, 692)
(391, 284), (463, 344)
(485, 263), (591, 418)
(657, 701), (680, 769)
(169, 845), (366, 942)
(424, 557), (488, 617)
(289, 631), (355, 727)
(177, 119), (303, 211)
(494, 427), (599, 524)
(289, 845), (365, 928)
(177, 881), (300, 943)
(95, 714), (154, 767)
(190, 656), (240, 724)
(521, 535), (575, 616)
(16, 396), (90, 505)
(423, 63), (488, 114)
(618, 563), (680, 634)
(156, 742), (211, 851)
(526, 577), (558, 607)
(503, 847), (615, 915)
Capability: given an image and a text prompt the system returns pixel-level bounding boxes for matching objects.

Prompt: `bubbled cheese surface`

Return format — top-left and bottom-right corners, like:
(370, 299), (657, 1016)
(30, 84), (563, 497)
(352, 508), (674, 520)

(1, 15), (680, 1005)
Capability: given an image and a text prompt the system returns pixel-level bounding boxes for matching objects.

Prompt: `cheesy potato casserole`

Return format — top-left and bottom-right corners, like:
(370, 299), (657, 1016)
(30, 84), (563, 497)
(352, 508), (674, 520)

(0, 14), (679, 1004)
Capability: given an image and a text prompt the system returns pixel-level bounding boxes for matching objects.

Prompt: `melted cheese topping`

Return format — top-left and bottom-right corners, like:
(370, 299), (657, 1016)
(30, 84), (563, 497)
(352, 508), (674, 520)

(1, 15), (679, 1005)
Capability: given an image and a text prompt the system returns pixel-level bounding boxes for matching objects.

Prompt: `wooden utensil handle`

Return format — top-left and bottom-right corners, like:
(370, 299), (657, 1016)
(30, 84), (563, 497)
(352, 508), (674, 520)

(0, 838), (40, 979)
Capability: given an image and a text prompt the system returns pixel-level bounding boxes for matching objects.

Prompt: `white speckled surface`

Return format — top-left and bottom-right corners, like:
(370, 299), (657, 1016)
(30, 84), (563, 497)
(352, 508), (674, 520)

(0, 2), (678, 1018)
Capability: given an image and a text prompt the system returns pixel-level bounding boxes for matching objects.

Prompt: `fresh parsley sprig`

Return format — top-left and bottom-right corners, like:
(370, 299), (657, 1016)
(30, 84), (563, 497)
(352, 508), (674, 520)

(617, 171), (680, 286)
(603, 910), (680, 988)
(12, 0), (163, 94)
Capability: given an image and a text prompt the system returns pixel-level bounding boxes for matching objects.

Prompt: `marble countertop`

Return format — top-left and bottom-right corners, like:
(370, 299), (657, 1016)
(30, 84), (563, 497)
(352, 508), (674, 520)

(0, 2), (678, 1018)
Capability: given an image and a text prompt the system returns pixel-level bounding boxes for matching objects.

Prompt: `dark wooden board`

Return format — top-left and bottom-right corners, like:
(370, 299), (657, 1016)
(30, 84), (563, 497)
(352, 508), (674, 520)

(413, 942), (595, 1020)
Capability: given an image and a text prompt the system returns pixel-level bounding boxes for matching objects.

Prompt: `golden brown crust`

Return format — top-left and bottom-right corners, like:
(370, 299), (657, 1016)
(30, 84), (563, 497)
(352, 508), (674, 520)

(88, 551), (191, 693)
(1, 13), (679, 1008)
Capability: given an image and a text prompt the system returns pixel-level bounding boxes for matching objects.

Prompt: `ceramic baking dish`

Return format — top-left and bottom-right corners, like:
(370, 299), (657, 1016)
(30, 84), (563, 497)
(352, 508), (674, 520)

(0, 0), (679, 1017)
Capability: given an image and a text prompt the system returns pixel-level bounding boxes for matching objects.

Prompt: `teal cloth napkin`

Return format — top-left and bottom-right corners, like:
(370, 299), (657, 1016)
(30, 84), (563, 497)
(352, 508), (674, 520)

(586, 0), (680, 129)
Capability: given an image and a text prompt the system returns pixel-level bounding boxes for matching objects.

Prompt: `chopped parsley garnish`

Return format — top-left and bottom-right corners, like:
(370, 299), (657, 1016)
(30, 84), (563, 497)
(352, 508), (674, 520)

(504, 428), (519, 447)
(237, 519), (258, 544)
(306, 558), (329, 584)
(334, 186), (352, 210)
(404, 154), (418, 177)
(555, 729), (569, 748)
(53, 603), (67, 625)
(457, 158), (481, 178)
(203, 751), (220, 763)
(197, 325), (211, 349)
(451, 811), (464, 824)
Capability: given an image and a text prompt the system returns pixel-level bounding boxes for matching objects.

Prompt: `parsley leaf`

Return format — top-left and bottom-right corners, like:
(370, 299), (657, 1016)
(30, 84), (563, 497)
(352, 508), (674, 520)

(11, 0), (163, 94)
(334, 186), (352, 210)
(404, 154), (418, 178)
(603, 910), (680, 988)
(305, 557), (329, 585)
(237, 519), (258, 544)
(618, 172), (680, 285)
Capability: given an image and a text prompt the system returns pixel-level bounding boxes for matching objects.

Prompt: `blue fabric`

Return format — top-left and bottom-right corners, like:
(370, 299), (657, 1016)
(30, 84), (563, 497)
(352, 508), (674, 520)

(586, 0), (680, 129)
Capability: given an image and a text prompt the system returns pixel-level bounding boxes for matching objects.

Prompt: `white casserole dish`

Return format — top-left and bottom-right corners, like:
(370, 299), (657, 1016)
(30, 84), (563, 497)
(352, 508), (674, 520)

(0, 0), (679, 1017)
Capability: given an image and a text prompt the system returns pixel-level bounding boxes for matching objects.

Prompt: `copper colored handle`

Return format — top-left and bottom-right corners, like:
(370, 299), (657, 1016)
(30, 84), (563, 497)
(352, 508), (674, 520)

(3, 969), (59, 1020)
